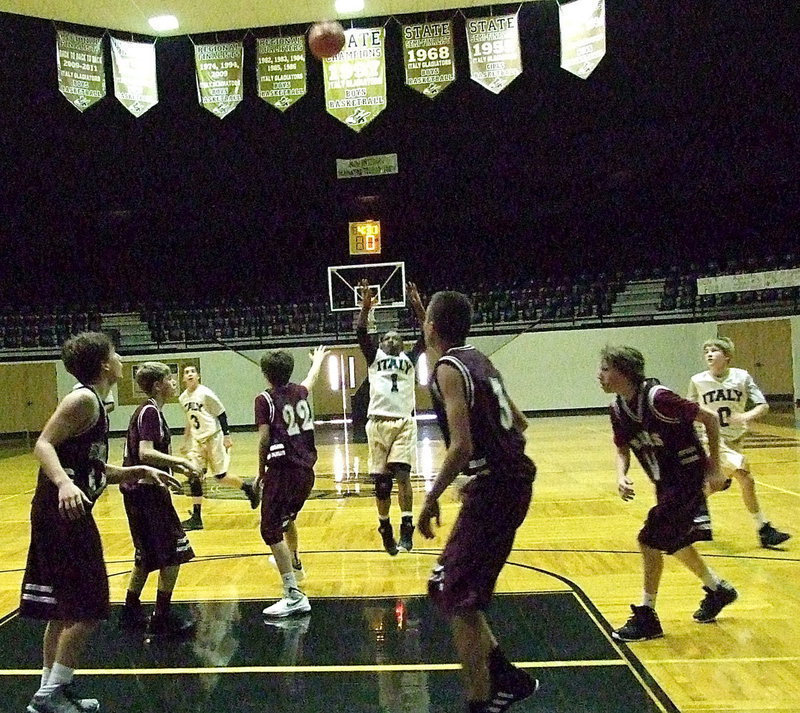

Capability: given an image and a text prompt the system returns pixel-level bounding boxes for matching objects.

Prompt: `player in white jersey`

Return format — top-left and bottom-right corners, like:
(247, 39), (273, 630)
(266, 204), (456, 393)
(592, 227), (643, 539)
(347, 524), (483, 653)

(687, 337), (790, 548)
(357, 280), (426, 555)
(178, 365), (258, 530)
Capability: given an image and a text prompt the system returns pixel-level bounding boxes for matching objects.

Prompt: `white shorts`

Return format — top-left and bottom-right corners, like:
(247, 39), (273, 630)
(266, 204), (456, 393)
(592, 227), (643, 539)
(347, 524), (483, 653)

(366, 417), (417, 474)
(719, 435), (748, 475)
(187, 431), (230, 477)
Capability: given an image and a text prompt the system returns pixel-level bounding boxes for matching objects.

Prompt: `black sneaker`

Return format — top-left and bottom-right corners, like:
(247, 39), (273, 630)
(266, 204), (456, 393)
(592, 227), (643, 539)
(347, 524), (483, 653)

(243, 481), (260, 509)
(693, 582), (738, 623)
(759, 522), (791, 548)
(488, 651), (539, 712)
(612, 605), (664, 641)
(148, 610), (196, 637)
(398, 521), (414, 552)
(118, 604), (148, 631)
(378, 522), (398, 556)
(181, 513), (204, 531)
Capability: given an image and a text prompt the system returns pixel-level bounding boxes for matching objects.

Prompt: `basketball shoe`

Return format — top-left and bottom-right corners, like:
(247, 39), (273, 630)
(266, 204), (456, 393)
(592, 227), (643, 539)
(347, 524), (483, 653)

(378, 522), (399, 556)
(27, 686), (94, 713)
(181, 512), (204, 531)
(242, 481), (260, 509)
(612, 605), (664, 641)
(487, 647), (540, 711)
(693, 581), (738, 623)
(148, 609), (196, 637)
(759, 522), (791, 548)
(398, 520), (414, 553)
(263, 590), (311, 618)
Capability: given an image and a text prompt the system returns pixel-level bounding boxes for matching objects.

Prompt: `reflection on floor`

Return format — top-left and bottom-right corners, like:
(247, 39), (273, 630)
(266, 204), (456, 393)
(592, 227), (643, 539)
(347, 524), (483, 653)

(2, 593), (677, 713)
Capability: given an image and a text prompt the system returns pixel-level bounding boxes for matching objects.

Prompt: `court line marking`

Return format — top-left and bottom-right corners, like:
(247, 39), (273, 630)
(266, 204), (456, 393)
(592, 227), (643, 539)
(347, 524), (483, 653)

(642, 656), (800, 665)
(0, 660), (627, 676)
(754, 480), (800, 498)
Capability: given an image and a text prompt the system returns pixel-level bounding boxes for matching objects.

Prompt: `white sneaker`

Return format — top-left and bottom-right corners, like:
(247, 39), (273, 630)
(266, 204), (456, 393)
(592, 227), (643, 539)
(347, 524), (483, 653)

(263, 592), (311, 618)
(268, 554), (305, 582)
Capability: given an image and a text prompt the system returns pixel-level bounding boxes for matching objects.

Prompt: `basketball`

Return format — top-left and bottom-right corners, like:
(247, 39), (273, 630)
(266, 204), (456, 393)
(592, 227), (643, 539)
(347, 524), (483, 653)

(308, 21), (345, 59)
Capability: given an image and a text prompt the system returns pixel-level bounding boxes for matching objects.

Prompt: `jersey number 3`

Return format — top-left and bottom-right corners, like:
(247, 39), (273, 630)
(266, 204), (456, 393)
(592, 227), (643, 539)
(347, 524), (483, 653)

(283, 400), (314, 436)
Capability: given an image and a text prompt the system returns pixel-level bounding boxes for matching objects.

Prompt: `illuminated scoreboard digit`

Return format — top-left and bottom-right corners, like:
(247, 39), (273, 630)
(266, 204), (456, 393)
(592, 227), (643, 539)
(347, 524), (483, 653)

(349, 220), (381, 255)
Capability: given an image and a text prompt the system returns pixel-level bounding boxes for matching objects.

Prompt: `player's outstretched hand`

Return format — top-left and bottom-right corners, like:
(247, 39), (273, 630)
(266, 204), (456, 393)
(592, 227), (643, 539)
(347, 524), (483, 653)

(175, 459), (203, 479)
(418, 498), (441, 539)
(617, 474), (635, 501)
(57, 480), (91, 521)
(135, 466), (182, 491)
(359, 278), (375, 310)
(309, 344), (329, 366)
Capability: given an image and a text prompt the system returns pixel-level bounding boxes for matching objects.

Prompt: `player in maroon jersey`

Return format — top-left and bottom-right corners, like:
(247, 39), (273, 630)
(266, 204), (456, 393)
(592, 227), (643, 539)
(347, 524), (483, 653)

(418, 291), (538, 713)
(118, 362), (202, 636)
(598, 345), (739, 642)
(21, 333), (178, 713)
(256, 345), (328, 618)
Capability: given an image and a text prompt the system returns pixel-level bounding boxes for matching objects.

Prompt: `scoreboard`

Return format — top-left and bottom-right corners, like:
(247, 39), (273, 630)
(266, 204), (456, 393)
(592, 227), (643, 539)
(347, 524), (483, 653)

(349, 220), (381, 255)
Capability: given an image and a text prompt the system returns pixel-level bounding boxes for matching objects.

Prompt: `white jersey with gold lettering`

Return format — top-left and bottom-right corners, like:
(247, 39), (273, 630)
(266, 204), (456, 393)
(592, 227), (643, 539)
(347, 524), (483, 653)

(687, 367), (766, 440)
(179, 384), (225, 441)
(367, 348), (416, 418)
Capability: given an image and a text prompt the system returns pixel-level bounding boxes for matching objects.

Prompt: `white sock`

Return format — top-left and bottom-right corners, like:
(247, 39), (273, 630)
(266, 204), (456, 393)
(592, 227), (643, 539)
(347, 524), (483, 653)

(41, 667), (50, 687)
(641, 592), (656, 609)
(401, 511), (413, 521)
(36, 662), (73, 697)
(378, 515), (390, 522)
(752, 512), (768, 529)
(701, 570), (722, 590)
(281, 571), (298, 597)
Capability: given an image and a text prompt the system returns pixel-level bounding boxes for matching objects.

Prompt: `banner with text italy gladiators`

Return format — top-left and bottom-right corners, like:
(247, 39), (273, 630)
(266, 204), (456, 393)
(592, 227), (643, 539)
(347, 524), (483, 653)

(401, 21), (455, 99)
(323, 28), (387, 132)
(256, 36), (306, 111)
(559, 0), (606, 79)
(110, 37), (158, 117)
(194, 42), (244, 118)
(56, 31), (105, 112)
(465, 14), (522, 94)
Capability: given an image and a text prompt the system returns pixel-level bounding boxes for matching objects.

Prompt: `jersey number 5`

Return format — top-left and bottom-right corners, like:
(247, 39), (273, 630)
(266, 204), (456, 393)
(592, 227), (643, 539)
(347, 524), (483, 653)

(283, 400), (314, 436)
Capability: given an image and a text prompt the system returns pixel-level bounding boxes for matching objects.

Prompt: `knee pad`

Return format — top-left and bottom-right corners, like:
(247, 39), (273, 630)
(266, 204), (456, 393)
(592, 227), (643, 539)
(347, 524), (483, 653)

(213, 472), (227, 481)
(189, 478), (204, 497)
(373, 472), (393, 500)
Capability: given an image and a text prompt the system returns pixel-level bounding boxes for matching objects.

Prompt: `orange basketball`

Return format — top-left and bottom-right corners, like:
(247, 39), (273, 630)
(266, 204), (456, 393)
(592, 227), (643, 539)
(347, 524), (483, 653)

(308, 21), (345, 59)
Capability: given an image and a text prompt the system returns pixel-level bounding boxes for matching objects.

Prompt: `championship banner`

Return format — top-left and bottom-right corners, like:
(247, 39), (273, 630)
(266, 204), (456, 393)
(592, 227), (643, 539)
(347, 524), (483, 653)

(559, 0), (606, 80)
(401, 21), (455, 99)
(256, 36), (307, 112)
(110, 37), (158, 117)
(194, 42), (244, 118)
(336, 153), (398, 179)
(465, 14), (522, 94)
(323, 27), (387, 132)
(56, 31), (106, 112)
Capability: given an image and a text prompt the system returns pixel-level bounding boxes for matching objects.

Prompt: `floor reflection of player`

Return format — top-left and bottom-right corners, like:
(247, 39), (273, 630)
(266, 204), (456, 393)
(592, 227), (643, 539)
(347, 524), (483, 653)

(263, 614), (312, 698)
(366, 600), (431, 713)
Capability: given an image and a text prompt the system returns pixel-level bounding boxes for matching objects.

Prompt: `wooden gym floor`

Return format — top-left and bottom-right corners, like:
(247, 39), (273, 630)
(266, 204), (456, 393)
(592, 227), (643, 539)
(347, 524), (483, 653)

(0, 413), (798, 713)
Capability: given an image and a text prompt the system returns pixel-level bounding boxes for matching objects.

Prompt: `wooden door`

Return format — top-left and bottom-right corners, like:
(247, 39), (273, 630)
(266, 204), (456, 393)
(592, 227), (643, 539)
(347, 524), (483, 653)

(0, 362), (57, 434)
(718, 319), (793, 397)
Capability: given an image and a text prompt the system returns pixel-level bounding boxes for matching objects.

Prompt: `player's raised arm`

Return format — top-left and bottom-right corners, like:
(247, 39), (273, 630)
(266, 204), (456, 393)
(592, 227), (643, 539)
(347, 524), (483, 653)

(301, 345), (330, 391)
(356, 279), (378, 363)
(406, 282), (425, 324)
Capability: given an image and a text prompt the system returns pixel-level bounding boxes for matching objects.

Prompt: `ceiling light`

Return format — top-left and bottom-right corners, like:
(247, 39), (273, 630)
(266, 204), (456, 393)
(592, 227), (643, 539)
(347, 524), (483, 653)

(148, 15), (179, 32)
(335, 0), (365, 13)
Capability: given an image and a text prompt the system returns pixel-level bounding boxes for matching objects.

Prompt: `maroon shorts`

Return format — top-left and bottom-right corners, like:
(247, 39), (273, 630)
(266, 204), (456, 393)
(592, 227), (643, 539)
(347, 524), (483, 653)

(122, 484), (195, 573)
(20, 493), (109, 621)
(639, 486), (712, 554)
(428, 474), (532, 616)
(260, 466), (315, 546)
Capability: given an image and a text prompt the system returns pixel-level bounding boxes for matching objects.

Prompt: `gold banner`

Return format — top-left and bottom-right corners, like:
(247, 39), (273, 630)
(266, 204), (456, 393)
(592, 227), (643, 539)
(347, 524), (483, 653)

(110, 37), (158, 117)
(401, 21), (455, 99)
(466, 14), (522, 94)
(323, 28), (387, 132)
(559, 0), (606, 80)
(194, 41), (244, 118)
(56, 31), (105, 112)
(256, 36), (307, 112)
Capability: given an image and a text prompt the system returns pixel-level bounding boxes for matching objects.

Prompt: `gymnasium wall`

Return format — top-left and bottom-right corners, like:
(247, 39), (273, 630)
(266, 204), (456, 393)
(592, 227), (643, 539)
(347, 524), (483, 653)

(47, 318), (800, 434)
